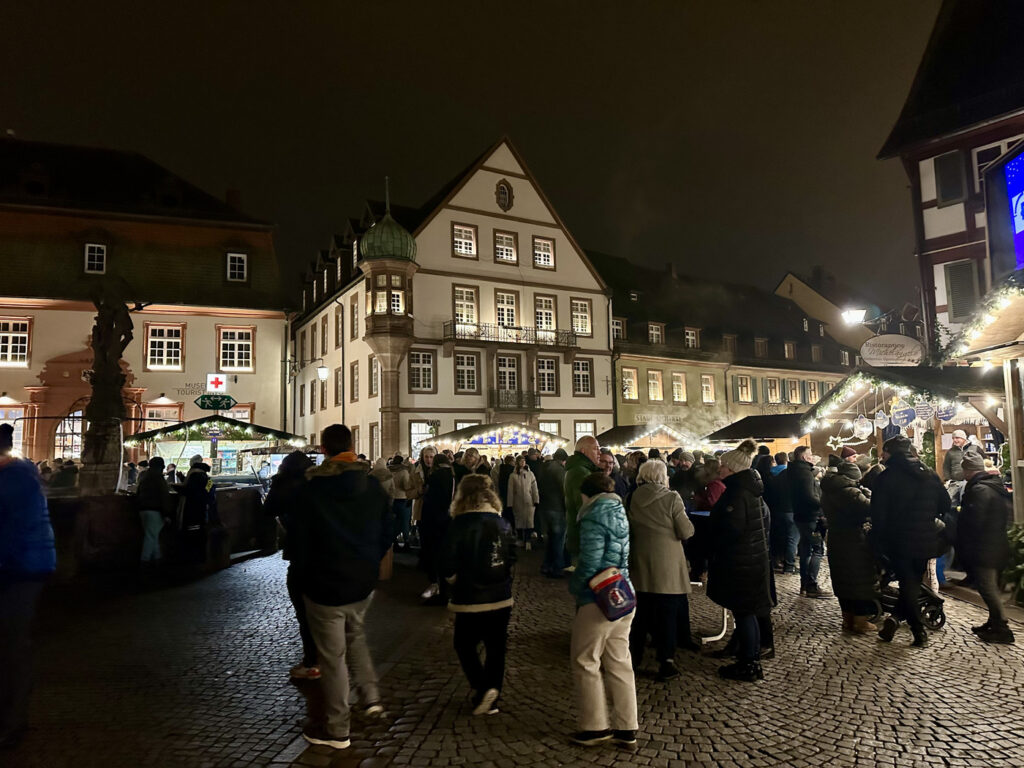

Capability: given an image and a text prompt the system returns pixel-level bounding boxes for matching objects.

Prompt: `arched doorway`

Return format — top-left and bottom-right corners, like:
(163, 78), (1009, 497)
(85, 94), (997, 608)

(54, 409), (86, 460)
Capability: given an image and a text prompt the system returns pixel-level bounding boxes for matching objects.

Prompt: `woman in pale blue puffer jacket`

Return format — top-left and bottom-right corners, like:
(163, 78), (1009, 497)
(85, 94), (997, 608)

(567, 471), (638, 749)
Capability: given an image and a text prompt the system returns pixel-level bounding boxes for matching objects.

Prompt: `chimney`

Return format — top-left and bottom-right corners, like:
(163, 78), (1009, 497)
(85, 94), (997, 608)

(225, 189), (241, 210)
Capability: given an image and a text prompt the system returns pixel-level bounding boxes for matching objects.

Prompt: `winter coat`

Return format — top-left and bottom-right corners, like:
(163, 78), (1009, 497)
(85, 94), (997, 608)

(569, 493), (632, 607)
(263, 468), (309, 561)
(821, 464), (878, 602)
(181, 471), (218, 530)
(870, 453), (949, 561)
(0, 457), (56, 580)
(707, 469), (772, 616)
(441, 508), (517, 612)
(135, 467), (171, 513)
(369, 459), (395, 501)
(497, 464), (514, 506)
(694, 479), (725, 512)
(669, 465), (698, 507)
(610, 468), (631, 501)
(290, 457), (393, 606)
(408, 461), (430, 522)
(942, 445), (965, 483)
(422, 466), (456, 526)
(788, 459), (822, 524)
(389, 464), (410, 500)
(627, 483), (694, 594)
(564, 451), (599, 557)
(507, 468), (539, 529)
(957, 473), (1012, 570)
(536, 460), (566, 514)
(763, 465), (793, 518)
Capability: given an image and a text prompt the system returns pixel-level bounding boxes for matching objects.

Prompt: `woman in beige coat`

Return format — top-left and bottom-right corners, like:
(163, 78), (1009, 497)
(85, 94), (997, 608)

(506, 456), (539, 547)
(626, 459), (695, 681)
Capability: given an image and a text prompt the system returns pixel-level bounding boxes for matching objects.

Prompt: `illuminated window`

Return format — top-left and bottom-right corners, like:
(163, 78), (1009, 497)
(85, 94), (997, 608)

(335, 308), (343, 348)
(496, 292), (516, 327)
(146, 325), (184, 370)
(0, 318), (31, 367)
(350, 296), (359, 339)
(574, 421), (596, 443)
(784, 341), (796, 360)
(219, 327), (254, 371)
(495, 231), (517, 263)
(533, 237), (555, 268)
(143, 406), (180, 432)
(497, 355), (518, 390)
(766, 377), (781, 403)
(672, 373), (686, 403)
(736, 375), (752, 403)
(787, 379), (802, 404)
(622, 368), (638, 400)
(455, 287), (478, 326)
(571, 299), (591, 336)
(648, 323), (663, 344)
(321, 316), (328, 355)
(54, 409), (85, 460)
(572, 359), (592, 395)
(409, 351), (434, 392)
(334, 367), (343, 406)
(701, 374), (715, 404)
(85, 243), (106, 274)
(539, 420), (560, 435)
(537, 357), (557, 394)
(369, 356), (379, 397)
(648, 370), (663, 401)
(455, 353), (478, 393)
(453, 224), (477, 256)
(684, 328), (700, 349)
(350, 361), (359, 402)
(0, 408), (24, 454)
(612, 318), (625, 340)
(802, 317), (809, 332)
(841, 350), (851, 366)
(226, 252), (248, 282)
(320, 380), (327, 410)
(807, 381), (820, 404)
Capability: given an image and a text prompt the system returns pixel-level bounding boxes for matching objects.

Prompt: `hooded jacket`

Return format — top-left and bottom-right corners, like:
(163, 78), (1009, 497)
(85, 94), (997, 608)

(563, 451), (599, 557)
(627, 483), (694, 594)
(290, 457), (392, 606)
(707, 469), (771, 616)
(0, 457), (56, 580)
(787, 459), (822, 524)
(870, 452), (949, 560)
(763, 464), (793, 518)
(441, 507), (517, 612)
(942, 445), (965, 482)
(507, 466), (539, 528)
(536, 459), (566, 515)
(569, 492), (631, 607)
(957, 472), (1012, 569)
(821, 463), (877, 602)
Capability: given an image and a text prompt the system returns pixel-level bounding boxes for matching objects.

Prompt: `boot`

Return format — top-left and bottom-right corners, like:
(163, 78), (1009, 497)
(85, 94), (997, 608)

(910, 627), (928, 647)
(878, 616), (898, 642)
(717, 660), (764, 682)
(851, 615), (878, 634)
(977, 622), (1015, 644)
(841, 611), (853, 633)
(971, 621), (992, 634)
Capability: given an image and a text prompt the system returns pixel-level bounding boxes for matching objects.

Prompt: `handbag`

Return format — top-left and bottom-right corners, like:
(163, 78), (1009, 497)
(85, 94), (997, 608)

(587, 567), (636, 621)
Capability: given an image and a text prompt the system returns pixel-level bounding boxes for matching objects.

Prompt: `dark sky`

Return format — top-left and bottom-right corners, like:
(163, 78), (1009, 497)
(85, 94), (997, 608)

(1, 1), (939, 307)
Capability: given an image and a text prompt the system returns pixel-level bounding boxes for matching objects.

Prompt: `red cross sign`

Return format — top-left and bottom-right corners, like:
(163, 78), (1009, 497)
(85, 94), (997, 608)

(206, 374), (228, 393)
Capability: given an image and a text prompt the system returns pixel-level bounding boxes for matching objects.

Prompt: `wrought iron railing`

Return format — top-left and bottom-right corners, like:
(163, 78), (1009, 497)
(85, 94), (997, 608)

(488, 389), (542, 410)
(443, 321), (576, 347)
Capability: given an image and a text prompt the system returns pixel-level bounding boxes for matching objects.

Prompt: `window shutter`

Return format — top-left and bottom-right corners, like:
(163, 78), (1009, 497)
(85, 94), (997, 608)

(934, 150), (966, 207)
(801, 380), (808, 403)
(945, 260), (979, 323)
(751, 376), (759, 403)
(732, 375), (739, 403)
(762, 378), (769, 402)
(781, 380), (789, 403)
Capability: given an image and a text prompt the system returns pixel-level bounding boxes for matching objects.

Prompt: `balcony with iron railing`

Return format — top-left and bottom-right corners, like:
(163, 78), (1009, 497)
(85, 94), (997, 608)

(442, 321), (576, 348)
(488, 388), (542, 410)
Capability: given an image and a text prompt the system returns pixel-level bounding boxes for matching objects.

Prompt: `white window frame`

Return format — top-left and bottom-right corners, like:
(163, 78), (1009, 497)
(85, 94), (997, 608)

(766, 377), (781, 403)
(218, 327), (254, 372)
(622, 368), (638, 400)
(0, 317), (31, 367)
(647, 370), (663, 401)
(701, 374), (715, 404)
(496, 291), (517, 328)
(648, 323), (663, 344)
(539, 420), (561, 435)
(840, 350), (851, 366)
(84, 243), (107, 274)
(572, 359), (593, 396)
(409, 351), (434, 392)
(226, 252), (248, 282)
(611, 318), (624, 340)
(784, 341), (796, 360)
(497, 355), (519, 391)
(571, 299), (591, 336)
(453, 224), (477, 257)
(574, 421), (596, 443)
(787, 379), (802, 404)
(533, 237), (555, 268)
(672, 372), (686, 403)
(454, 286), (478, 326)
(534, 295), (555, 342)
(807, 381), (820, 404)
(455, 353), (478, 393)
(537, 357), (557, 395)
(146, 324), (184, 371)
(494, 231), (517, 263)
(737, 375), (753, 403)
(684, 328), (700, 349)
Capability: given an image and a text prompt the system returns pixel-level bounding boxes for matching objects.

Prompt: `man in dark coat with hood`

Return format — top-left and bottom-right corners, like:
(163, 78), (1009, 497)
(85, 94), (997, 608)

(537, 448), (568, 577)
(871, 435), (949, 647)
(957, 451), (1014, 644)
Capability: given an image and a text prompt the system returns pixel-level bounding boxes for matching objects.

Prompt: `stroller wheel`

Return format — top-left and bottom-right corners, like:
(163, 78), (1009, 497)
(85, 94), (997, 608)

(921, 603), (946, 630)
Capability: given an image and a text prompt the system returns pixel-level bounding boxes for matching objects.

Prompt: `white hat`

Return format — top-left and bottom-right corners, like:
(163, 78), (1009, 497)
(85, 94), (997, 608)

(952, 429), (967, 440)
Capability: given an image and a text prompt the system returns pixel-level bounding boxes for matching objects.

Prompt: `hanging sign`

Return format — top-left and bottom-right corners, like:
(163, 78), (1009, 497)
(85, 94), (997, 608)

(874, 410), (890, 429)
(935, 402), (958, 422)
(206, 373), (228, 393)
(914, 401), (935, 422)
(859, 334), (926, 367)
(891, 401), (916, 428)
(854, 415), (873, 439)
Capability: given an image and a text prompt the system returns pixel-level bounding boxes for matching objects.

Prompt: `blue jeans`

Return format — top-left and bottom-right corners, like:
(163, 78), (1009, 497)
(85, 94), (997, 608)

(733, 613), (760, 663)
(797, 519), (823, 589)
(781, 513), (798, 570)
(537, 507), (565, 573)
(393, 499), (411, 545)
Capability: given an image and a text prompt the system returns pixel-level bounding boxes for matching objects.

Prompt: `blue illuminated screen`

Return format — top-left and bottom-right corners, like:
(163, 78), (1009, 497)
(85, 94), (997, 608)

(1005, 152), (1024, 269)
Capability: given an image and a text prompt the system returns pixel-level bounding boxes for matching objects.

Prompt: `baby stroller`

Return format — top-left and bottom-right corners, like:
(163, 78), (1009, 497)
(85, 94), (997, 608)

(873, 558), (946, 630)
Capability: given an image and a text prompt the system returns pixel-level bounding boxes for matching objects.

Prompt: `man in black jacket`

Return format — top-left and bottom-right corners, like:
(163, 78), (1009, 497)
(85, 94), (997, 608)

(291, 424), (392, 750)
(537, 449), (568, 577)
(872, 435), (949, 647)
(764, 452), (796, 574)
(788, 446), (830, 598)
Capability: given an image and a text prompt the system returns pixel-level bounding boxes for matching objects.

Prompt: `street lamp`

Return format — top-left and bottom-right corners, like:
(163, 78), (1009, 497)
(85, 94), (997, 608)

(842, 308), (867, 325)
(316, 361), (330, 382)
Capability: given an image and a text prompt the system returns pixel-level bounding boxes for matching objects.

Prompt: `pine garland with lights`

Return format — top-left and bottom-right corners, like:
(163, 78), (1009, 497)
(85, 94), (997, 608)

(946, 271), (1024, 361)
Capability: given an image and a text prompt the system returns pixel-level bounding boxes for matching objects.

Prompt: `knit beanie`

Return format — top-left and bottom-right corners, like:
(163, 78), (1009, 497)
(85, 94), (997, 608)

(678, 451), (695, 464)
(840, 446), (857, 459)
(882, 435), (912, 457)
(719, 439), (757, 473)
(960, 449), (986, 474)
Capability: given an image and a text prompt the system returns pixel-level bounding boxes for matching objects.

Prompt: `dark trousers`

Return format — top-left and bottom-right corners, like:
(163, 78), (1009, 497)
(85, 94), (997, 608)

(974, 567), (1008, 625)
(418, 519), (448, 583)
(797, 519), (824, 588)
(453, 607), (511, 694)
(630, 592), (686, 663)
(757, 613), (774, 650)
(733, 613), (760, 663)
(685, 515), (712, 581)
(838, 597), (876, 616)
(538, 508), (566, 573)
(393, 499), (411, 545)
(286, 566), (317, 667)
(0, 580), (44, 739)
(891, 557), (927, 631)
(772, 512), (798, 569)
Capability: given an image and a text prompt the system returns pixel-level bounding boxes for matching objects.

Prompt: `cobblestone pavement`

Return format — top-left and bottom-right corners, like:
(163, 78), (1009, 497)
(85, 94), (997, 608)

(7, 549), (1024, 768)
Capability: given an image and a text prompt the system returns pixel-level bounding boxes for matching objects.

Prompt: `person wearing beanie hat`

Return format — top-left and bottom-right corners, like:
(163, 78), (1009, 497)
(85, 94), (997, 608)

(706, 440), (772, 682)
(840, 446), (858, 461)
(537, 447), (569, 577)
(942, 430), (969, 482)
(788, 445), (830, 599)
(135, 456), (171, 565)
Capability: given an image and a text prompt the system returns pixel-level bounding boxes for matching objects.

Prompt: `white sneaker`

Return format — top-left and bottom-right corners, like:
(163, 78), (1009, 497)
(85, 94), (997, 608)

(420, 584), (439, 599)
(525, 541), (532, 551)
(473, 688), (500, 716)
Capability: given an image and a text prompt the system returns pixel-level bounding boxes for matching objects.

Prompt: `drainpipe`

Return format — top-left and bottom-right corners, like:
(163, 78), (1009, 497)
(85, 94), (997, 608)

(281, 323), (289, 432)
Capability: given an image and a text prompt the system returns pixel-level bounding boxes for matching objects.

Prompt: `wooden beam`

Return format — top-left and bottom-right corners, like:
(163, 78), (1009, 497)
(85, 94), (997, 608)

(968, 397), (1008, 436)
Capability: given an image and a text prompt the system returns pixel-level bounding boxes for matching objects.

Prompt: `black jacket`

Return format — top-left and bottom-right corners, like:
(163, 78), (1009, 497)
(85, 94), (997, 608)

(441, 510), (517, 612)
(957, 473), (1011, 570)
(821, 465), (877, 602)
(290, 459), (392, 606)
(135, 468), (171, 513)
(788, 459), (822, 524)
(669, 464), (698, 506)
(707, 469), (772, 616)
(870, 453), (949, 560)
(942, 445), (965, 482)
(762, 465), (793, 518)
(536, 460), (566, 514)
(422, 466), (455, 526)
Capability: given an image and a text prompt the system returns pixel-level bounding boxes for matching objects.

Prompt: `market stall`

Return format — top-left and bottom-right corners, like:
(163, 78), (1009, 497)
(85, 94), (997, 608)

(703, 413), (810, 455)
(596, 423), (693, 454)
(416, 422), (568, 458)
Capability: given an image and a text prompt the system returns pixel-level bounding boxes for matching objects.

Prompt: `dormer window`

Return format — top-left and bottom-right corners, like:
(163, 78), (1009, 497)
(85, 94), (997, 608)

(784, 341), (796, 360)
(226, 252), (248, 282)
(352, 240), (359, 269)
(684, 328), (700, 349)
(754, 338), (768, 357)
(802, 318), (809, 332)
(841, 349), (851, 366)
(84, 243), (107, 274)
(323, 271), (328, 294)
(819, 324), (825, 337)
(722, 334), (737, 354)
(648, 323), (664, 344)
(629, 291), (639, 302)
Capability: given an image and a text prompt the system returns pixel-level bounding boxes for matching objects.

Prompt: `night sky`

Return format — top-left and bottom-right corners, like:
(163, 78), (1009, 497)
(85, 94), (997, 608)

(1, 1), (939, 307)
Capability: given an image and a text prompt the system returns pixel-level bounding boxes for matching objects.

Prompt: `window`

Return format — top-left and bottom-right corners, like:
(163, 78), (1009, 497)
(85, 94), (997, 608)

(452, 223), (477, 257)
(334, 367), (343, 406)
(533, 237), (555, 269)
(0, 318), (31, 367)
(535, 295), (556, 342)
(146, 324), (184, 370)
(299, 384), (305, 416)
(323, 270), (328, 295)
(219, 327), (254, 371)
(945, 260), (980, 323)
(572, 358), (593, 396)
(310, 379), (317, 413)
(621, 368), (638, 400)
(611, 318), (625, 341)
(226, 252), (248, 282)
(369, 423), (379, 460)
(787, 380), (801, 404)
(811, 344), (823, 362)
(350, 361), (359, 402)
(335, 308), (343, 348)
(916, 324), (924, 340)
(539, 420), (561, 436)
(766, 377), (781, 403)
(299, 330), (307, 363)
(143, 406), (180, 432)
(736, 375), (753, 403)
(311, 324), (318, 358)
(574, 421), (596, 443)
(683, 328), (700, 349)
(456, 421), (481, 430)
(537, 357), (558, 395)
(409, 421), (433, 454)
(496, 291), (517, 327)
(321, 316), (328, 355)
(648, 323), (663, 344)
(672, 373), (686, 403)
(494, 231), (517, 263)
(454, 286), (478, 328)
(84, 243), (106, 274)
(337, 255), (343, 282)
(495, 179), (514, 210)
(973, 137), (1024, 191)
(647, 370), (663, 401)
(351, 426), (359, 455)
(807, 381), (820, 404)
(840, 350), (851, 366)
(701, 374), (715, 404)
(934, 150), (967, 206)
(320, 380), (327, 411)
(571, 298), (592, 336)
(54, 410), (84, 460)
(369, 356), (379, 397)
(350, 296), (359, 339)
(722, 334), (737, 354)
(754, 338), (768, 357)
(802, 318), (809, 332)
(374, 274), (388, 314)
(409, 351), (435, 392)
(629, 291), (639, 302)
(0, 408), (24, 454)
(352, 239), (359, 269)
(390, 278), (405, 315)
(497, 355), (519, 390)
(455, 353), (479, 393)
(784, 341), (796, 360)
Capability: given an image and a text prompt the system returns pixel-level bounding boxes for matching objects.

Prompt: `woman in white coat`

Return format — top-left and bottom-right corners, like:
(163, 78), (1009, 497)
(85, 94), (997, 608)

(507, 456), (540, 546)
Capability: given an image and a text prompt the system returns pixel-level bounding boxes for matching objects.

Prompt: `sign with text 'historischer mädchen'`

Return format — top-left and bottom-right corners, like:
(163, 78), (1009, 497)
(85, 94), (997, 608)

(859, 334), (925, 367)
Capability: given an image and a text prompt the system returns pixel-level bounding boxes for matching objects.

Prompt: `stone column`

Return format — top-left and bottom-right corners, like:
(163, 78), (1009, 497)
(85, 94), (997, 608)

(380, 368), (402, 456)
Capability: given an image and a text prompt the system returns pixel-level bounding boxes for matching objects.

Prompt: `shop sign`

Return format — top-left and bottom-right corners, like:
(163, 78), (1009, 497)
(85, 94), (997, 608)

(853, 415), (873, 439)
(874, 410), (889, 429)
(914, 402), (935, 421)
(936, 402), (958, 422)
(891, 401), (916, 428)
(859, 334), (925, 367)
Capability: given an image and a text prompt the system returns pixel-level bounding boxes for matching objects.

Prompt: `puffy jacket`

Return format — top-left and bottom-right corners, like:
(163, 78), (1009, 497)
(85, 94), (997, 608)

(536, 460), (566, 514)
(135, 467), (171, 513)
(423, 466), (455, 526)
(0, 457), (56, 580)
(763, 464), (793, 518)
(569, 493), (631, 607)
(389, 464), (410, 500)
(507, 468), (539, 529)
(627, 483), (694, 594)
(441, 508), (517, 612)
(942, 445), (965, 483)
(290, 457), (393, 606)
(788, 459), (822, 524)
(870, 453), (949, 560)
(563, 451), (599, 557)
(707, 469), (772, 616)
(957, 473), (1011, 570)
(821, 464), (878, 602)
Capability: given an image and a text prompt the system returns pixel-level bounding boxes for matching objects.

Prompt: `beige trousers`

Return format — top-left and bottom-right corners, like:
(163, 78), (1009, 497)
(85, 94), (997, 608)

(570, 602), (639, 731)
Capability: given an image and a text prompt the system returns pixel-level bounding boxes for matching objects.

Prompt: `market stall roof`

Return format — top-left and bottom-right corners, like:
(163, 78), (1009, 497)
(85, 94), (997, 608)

(126, 415), (307, 446)
(799, 365), (1005, 433)
(703, 414), (807, 443)
(595, 423), (692, 452)
(948, 272), (1024, 363)
(420, 422), (568, 450)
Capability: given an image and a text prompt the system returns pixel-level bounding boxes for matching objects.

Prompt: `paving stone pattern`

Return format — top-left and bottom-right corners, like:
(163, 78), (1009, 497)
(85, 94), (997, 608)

(8, 550), (1024, 768)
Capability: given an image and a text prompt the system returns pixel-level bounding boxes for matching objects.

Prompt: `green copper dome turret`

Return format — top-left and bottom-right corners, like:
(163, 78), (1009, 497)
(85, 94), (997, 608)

(360, 178), (416, 262)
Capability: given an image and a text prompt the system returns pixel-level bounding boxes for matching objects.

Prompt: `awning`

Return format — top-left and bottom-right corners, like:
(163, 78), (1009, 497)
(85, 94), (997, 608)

(419, 422), (568, 450)
(125, 415), (307, 447)
(948, 271), (1024, 363)
(595, 423), (691, 452)
(703, 414), (807, 443)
